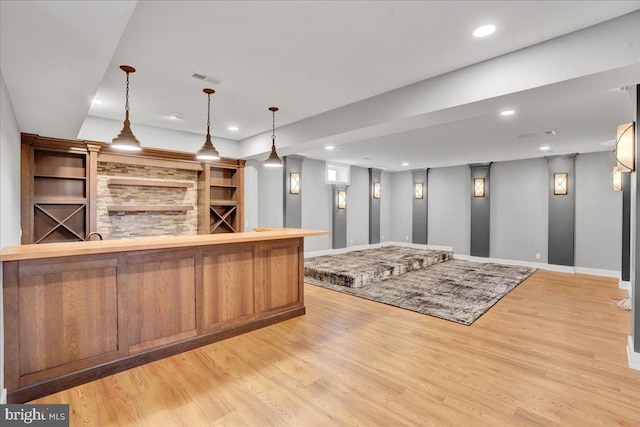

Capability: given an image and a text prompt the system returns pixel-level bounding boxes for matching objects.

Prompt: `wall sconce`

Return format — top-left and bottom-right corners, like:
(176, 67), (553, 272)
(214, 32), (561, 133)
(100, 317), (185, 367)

(554, 173), (568, 195)
(612, 167), (622, 191)
(290, 173), (300, 194)
(338, 190), (346, 209)
(614, 122), (635, 172)
(474, 178), (485, 197)
(373, 182), (381, 199)
(415, 182), (423, 199)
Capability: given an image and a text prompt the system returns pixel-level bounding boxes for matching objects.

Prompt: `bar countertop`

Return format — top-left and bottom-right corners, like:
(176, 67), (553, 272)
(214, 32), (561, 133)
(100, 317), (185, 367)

(0, 228), (329, 262)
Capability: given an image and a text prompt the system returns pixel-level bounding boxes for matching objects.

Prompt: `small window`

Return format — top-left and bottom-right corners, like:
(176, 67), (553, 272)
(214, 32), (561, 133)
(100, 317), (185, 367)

(326, 162), (350, 185)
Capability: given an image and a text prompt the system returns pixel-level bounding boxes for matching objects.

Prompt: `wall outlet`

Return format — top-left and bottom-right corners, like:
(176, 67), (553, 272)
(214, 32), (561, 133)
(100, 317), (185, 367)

(245, 221), (249, 228)
(350, 238), (354, 244)
(406, 235), (409, 241)
(536, 253), (541, 260)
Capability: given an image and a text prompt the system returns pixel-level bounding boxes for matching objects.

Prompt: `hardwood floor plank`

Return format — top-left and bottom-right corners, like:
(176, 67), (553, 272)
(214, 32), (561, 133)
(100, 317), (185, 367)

(30, 270), (639, 426)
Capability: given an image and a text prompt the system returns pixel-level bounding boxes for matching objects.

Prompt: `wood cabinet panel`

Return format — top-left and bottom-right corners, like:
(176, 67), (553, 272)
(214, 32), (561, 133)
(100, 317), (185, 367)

(201, 245), (256, 331)
(259, 240), (302, 313)
(128, 253), (197, 353)
(18, 261), (118, 376)
(3, 232), (317, 402)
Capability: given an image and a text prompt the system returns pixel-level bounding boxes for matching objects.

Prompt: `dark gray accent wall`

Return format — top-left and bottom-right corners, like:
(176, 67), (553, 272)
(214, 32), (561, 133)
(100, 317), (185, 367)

(622, 172), (631, 281)
(546, 154), (577, 266)
(369, 168), (382, 244)
(412, 169), (428, 244)
(332, 184), (348, 249)
(470, 163), (491, 257)
(283, 155), (304, 228)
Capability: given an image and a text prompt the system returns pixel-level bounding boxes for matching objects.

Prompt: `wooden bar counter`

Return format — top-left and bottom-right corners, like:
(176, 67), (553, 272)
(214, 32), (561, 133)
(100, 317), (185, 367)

(1, 228), (328, 403)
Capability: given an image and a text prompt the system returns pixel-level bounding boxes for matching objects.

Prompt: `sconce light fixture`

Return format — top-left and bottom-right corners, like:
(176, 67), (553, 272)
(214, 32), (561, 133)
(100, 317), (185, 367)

(373, 182), (381, 199)
(612, 167), (622, 191)
(614, 122), (635, 172)
(290, 173), (300, 194)
(415, 182), (423, 199)
(474, 178), (485, 197)
(111, 65), (142, 151)
(264, 107), (283, 168)
(196, 88), (221, 160)
(338, 190), (346, 209)
(554, 173), (568, 195)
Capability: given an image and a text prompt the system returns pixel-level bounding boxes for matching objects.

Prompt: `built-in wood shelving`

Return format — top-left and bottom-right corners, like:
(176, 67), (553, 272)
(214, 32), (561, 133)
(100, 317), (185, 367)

(198, 160), (244, 234)
(210, 200), (238, 206)
(34, 197), (88, 204)
(21, 135), (98, 244)
(108, 178), (193, 188)
(107, 205), (193, 212)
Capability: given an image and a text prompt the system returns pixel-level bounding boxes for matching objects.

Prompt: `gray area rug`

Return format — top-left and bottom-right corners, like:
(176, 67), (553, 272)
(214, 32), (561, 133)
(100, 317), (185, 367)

(304, 246), (453, 288)
(305, 256), (536, 325)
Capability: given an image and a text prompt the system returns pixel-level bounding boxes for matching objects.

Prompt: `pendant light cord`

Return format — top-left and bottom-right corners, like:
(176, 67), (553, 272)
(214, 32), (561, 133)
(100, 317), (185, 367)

(125, 71), (130, 120)
(207, 92), (211, 136)
(271, 109), (276, 149)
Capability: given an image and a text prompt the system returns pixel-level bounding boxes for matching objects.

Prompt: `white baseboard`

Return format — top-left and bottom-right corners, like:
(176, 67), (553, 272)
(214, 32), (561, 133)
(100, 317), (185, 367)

(306, 244), (623, 279)
(453, 254), (576, 273)
(627, 336), (640, 371)
(1, 388), (6, 404)
(574, 267), (620, 279)
(619, 280), (632, 296)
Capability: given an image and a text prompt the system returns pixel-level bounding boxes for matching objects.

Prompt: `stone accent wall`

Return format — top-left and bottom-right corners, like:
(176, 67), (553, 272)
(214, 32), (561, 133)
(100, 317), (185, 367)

(97, 162), (198, 239)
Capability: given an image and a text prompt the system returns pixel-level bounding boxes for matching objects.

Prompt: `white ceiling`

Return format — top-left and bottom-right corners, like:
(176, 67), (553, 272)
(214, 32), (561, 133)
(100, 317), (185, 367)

(1, 1), (640, 171)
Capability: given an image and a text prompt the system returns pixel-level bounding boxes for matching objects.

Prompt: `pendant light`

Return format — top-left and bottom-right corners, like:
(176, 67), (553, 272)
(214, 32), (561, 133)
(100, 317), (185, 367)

(264, 106), (283, 168)
(196, 88), (220, 160)
(111, 65), (142, 151)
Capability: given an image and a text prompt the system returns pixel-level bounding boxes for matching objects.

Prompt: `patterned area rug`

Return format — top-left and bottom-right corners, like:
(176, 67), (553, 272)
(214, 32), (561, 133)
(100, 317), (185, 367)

(305, 258), (536, 325)
(304, 246), (453, 288)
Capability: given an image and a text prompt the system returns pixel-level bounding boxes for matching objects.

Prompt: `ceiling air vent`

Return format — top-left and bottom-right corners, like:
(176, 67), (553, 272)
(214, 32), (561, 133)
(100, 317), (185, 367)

(192, 73), (223, 85)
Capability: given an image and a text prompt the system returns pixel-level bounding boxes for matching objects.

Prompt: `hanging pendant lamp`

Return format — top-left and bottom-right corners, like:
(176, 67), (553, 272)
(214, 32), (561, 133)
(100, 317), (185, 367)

(111, 65), (142, 151)
(264, 106), (283, 168)
(196, 88), (221, 160)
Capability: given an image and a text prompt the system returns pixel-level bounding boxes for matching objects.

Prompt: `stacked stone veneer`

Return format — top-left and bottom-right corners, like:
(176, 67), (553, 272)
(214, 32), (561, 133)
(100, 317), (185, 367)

(97, 162), (198, 239)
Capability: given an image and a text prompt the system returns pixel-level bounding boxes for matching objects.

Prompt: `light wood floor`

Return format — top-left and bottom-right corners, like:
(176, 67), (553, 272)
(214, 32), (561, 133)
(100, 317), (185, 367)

(31, 270), (639, 426)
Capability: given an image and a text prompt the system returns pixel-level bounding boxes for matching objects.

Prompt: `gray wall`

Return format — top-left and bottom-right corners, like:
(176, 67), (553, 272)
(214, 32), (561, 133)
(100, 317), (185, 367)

(490, 159), (548, 263)
(1, 71), (22, 400)
(380, 171), (392, 243)
(575, 152), (621, 271)
(346, 166), (369, 247)
(301, 158), (332, 252)
(428, 166), (471, 254)
(390, 171), (412, 243)
(257, 161), (284, 228)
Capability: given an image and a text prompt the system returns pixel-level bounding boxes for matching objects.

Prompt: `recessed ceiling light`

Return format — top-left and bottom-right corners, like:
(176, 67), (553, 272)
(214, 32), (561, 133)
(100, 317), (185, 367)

(91, 98), (103, 105)
(473, 24), (496, 38)
(228, 126), (239, 131)
(538, 146), (551, 152)
(544, 130), (556, 136)
(500, 110), (515, 116)
(168, 113), (182, 120)
(402, 162), (409, 166)
(325, 145), (335, 151)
